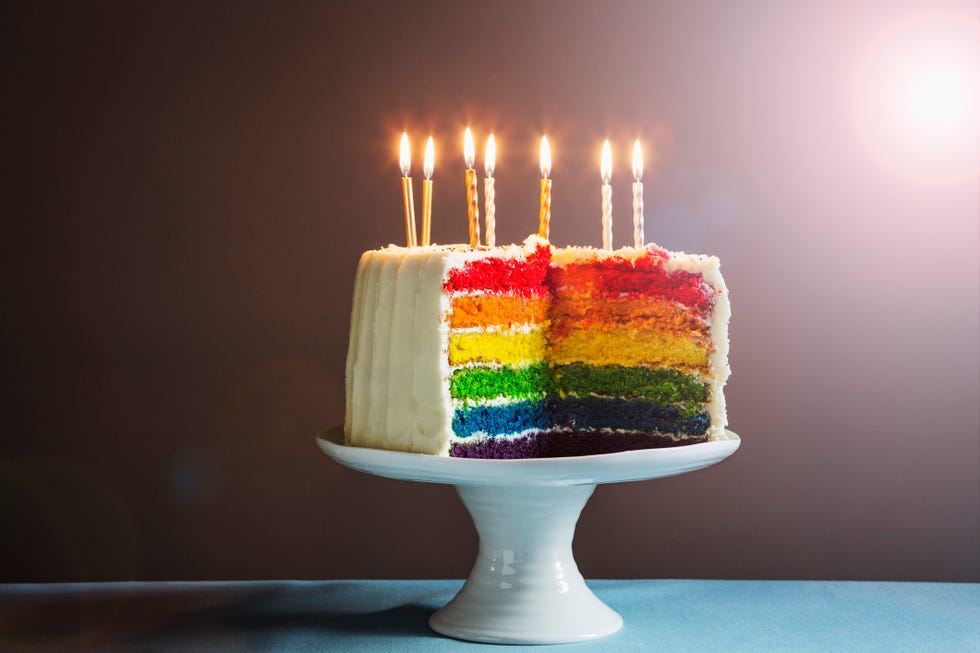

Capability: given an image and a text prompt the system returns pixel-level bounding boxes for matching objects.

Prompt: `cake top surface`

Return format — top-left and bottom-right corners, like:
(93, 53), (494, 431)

(372, 234), (725, 294)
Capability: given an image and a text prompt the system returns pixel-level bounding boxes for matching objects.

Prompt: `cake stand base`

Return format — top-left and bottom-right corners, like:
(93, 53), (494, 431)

(429, 483), (621, 644)
(317, 427), (740, 645)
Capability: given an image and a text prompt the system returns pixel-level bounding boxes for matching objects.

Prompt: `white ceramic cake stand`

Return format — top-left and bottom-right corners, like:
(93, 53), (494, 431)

(317, 427), (740, 645)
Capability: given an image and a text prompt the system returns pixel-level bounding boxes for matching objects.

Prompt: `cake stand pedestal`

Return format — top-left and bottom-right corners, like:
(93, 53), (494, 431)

(317, 427), (740, 645)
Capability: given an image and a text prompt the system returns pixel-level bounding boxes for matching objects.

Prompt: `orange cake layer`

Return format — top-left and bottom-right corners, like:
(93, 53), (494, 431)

(549, 296), (710, 340)
(449, 294), (551, 329)
(549, 325), (712, 372)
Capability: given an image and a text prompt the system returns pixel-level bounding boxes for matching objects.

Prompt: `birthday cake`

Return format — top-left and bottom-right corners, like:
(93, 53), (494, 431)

(344, 235), (731, 458)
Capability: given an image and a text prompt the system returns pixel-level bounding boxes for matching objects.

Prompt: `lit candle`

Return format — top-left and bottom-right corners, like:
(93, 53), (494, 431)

(484, 134), (496, 247)
(464, 127), (480, 247)
(421, 136), (434, 246)
(632, 140), (644, 248)
(538, 135), (552, 240)
(600, 139), (612, 250)
(400, 132), (417, 247)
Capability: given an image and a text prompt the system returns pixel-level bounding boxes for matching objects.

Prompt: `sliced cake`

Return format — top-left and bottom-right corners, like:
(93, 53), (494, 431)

(344, 236), (731, 457)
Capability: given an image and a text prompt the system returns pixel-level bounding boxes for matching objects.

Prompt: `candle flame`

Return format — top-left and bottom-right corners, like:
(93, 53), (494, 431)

(600, 139), (612, 184)
(399, 132), (411, 177)
(540, 135), (552, 179)
(485, 134), (496, 177)
(463, 127), (475, 169)
(423, 136), (434, 180)
(632, 140), (643, 182)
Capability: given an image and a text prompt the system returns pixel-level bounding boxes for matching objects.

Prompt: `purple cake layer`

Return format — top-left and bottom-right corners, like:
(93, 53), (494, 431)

(449, 431), (709, 459)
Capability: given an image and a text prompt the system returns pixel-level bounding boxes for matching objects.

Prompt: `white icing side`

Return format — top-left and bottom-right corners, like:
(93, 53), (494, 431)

(343, 251), (370, 436)
(384, 254), (421, 449)
(660, 249), (731, 440)
(368, 255), (398, 447)
(345, 246), (456, 455)
(346, 251), (380, 446)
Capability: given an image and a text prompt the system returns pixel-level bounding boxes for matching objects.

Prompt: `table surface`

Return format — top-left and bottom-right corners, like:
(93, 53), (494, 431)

(1, 580), (978, 652)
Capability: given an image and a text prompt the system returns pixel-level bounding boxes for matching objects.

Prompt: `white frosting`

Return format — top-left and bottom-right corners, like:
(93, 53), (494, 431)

(345, 247), (456, 455)
(344, 238), (732, 454)
(663, 252), (731, 439)
(450, 323), (544, 335)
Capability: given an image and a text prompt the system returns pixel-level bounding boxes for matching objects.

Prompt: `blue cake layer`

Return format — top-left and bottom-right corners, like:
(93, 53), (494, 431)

(451, 397), (709, 438)
(451, 401), (550, 437)
(547, 397), (709, 435)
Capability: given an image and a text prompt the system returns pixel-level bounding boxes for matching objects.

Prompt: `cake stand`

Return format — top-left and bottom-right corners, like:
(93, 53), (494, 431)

(317, 427), (740, 645)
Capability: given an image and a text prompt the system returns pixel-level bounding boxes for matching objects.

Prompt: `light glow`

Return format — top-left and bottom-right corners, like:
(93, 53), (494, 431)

(463, 127), (475, 169)
(423, 136), (434, 180)
(904, 64), (968, 131)
(600, 140), (612, 185)
(485, 134), (496, 177)
(632, 140), (643, 182)
(540, 136), (551, 179)
(399, 132), (411, 177)
(853, 12), (980, 185)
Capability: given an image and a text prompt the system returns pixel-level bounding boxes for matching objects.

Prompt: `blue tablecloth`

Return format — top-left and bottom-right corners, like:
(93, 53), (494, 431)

(2, 580), (977, 652)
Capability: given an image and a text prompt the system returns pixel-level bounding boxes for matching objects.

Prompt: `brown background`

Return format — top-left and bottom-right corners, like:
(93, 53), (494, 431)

(2, 0), (978, 582)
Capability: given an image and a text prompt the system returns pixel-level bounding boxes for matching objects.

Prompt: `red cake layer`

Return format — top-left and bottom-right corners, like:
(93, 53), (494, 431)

(444, 245), (551, 296)
(546, 252), (714, 311)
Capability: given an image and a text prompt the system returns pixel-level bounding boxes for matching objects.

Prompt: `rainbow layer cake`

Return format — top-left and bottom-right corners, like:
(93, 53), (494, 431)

(344, 235), (731, 458)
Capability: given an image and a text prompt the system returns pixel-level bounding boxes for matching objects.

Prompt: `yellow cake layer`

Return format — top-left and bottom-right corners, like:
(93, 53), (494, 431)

(549, 325), (711, 373)
(449, 329), (548, 366)
(449, 294), (550, 329)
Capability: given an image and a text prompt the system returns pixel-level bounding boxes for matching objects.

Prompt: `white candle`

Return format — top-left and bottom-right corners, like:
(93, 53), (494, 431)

(600, 139), (612, 250)
(484, 134), (496, 247)
(632, 140), (644, 248)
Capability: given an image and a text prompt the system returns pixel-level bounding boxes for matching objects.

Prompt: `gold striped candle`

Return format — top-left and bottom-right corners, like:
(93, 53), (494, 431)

(464, 127), (480, 247)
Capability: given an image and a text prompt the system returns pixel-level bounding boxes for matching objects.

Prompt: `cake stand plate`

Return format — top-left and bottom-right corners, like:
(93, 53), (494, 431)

(317, 427), (740, 645)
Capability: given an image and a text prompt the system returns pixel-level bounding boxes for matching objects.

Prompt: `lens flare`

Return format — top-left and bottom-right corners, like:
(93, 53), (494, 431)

(904, 65), (967, 131)
(853, 12), (980, 185)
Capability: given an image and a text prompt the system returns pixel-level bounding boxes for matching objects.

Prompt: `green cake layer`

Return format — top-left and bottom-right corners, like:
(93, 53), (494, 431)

(548, 363), (707, 404)
(450, 364), (550, 402)
(451, 363), (708, 419)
